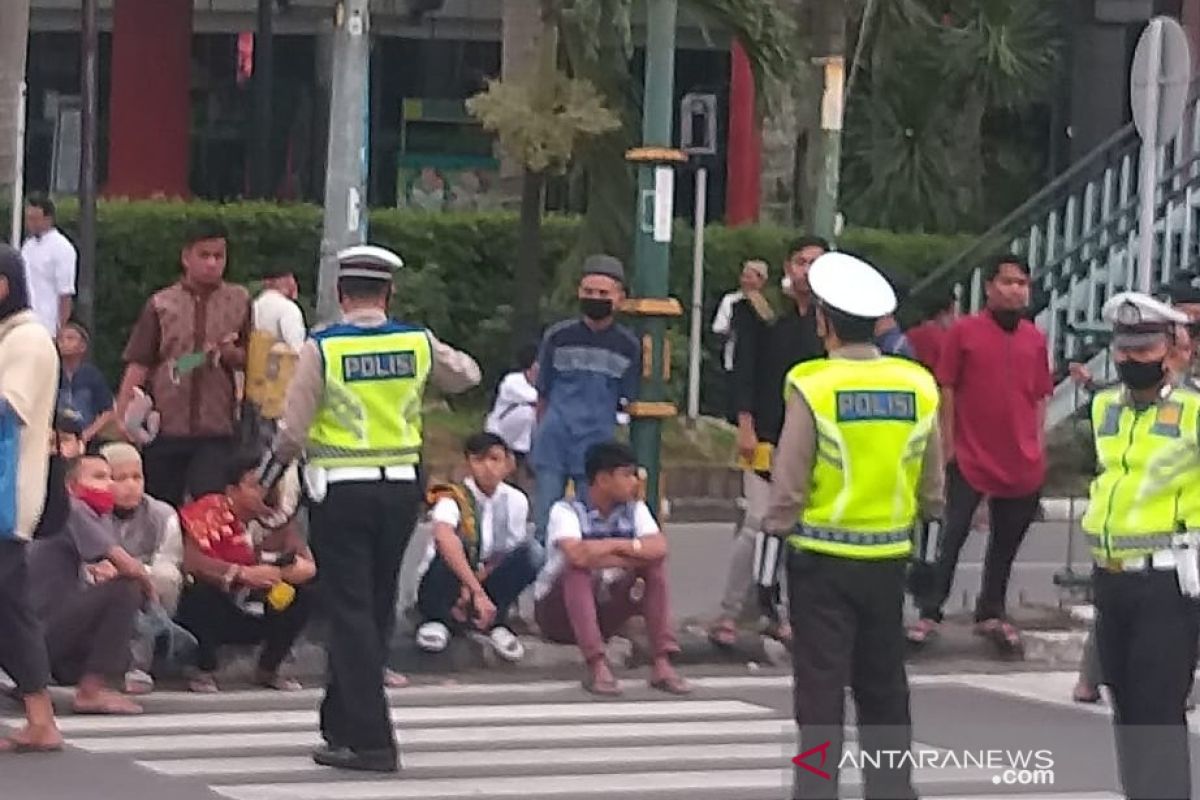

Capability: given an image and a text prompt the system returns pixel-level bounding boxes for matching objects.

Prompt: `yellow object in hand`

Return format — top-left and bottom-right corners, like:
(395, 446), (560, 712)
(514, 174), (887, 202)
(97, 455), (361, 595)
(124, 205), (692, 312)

(736, 443), (773, 473)
(267, 581), (296, 612)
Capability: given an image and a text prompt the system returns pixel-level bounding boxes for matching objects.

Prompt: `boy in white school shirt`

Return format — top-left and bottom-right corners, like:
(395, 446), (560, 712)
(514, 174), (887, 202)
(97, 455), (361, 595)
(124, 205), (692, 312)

(415, 432), (540, 661)
(533, 441), (690, 697)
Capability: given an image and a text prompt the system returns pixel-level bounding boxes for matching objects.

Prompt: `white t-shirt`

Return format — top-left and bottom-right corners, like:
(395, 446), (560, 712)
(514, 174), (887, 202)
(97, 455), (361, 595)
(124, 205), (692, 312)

(418, 479), (530, 576)
(533, 499), (659, 600)
(21, 228), (77, 334)
(252, 289), (307, 351)
(485, 371), (538, 454)
(711, 290), (743, 371)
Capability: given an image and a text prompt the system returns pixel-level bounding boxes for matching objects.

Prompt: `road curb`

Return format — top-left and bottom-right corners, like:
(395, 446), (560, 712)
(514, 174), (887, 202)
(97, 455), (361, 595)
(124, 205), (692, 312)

(1021, 629), (1088, 666)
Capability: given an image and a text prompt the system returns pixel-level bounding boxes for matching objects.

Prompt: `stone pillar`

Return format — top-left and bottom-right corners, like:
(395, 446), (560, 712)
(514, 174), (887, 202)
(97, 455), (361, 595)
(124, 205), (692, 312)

(106, 0), (192, 197)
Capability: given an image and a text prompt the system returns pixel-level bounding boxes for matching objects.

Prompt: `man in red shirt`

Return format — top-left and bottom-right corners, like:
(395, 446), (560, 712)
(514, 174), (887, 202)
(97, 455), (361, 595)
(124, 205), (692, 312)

(908, 256), (1052, 652)
(905, 291), (957, 373)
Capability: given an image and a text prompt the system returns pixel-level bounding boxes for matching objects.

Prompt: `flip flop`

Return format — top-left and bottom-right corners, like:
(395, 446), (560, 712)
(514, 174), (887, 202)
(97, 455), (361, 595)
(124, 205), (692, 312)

(906, 618), (940, 645)
(649, 675), (694, 696)
(1072, 685), (1102, 704)
(383, 669), (410, 689)
(707, 620), (738, 648)
(975, 619), (1024, 655)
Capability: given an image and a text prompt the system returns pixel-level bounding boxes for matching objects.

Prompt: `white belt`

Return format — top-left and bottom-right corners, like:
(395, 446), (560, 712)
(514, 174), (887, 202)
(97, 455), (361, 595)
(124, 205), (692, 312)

(1097, 550), (1178, 572)
(325, 465), (417, 484)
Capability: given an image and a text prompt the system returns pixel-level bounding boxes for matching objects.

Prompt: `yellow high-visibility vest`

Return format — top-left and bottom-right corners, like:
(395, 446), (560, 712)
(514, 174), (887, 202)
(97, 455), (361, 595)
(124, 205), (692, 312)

(306, 322), (432, 468)
(1082, 384), (1200, 560)
(784, 356), (939, 560)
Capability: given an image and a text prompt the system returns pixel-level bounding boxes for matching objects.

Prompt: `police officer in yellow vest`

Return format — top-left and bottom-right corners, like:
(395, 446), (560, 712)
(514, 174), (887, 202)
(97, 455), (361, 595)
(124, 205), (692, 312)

(263, 245), (481, 773)
(765, 253), (944, 800)
(1083, 291), (1200, 800)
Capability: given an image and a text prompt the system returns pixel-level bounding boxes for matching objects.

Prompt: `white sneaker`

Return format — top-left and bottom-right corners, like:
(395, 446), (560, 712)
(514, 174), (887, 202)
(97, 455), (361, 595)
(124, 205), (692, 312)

(416, 621), (451, 653)
(124, 669), (154, 696)
(488, 626), (525, 662)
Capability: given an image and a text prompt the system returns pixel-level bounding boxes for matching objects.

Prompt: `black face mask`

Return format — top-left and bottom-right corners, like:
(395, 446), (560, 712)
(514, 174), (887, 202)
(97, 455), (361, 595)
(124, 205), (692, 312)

(1117, 359), (1166, 391)
(990, 308), (1022, 332)
(580, 297), (614, 321)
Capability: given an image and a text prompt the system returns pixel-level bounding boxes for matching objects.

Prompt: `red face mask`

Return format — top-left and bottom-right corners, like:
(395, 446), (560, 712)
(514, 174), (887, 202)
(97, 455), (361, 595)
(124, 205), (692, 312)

(75, 486), (115, 516)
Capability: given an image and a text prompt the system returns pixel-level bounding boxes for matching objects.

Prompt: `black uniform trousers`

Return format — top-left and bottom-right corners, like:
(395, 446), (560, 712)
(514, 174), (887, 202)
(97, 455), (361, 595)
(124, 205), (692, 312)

(309, 477), (422, 755)
(1094, 567), (1199, 800)
(0, 540), (50, 695)
(788, 549), (916, 800)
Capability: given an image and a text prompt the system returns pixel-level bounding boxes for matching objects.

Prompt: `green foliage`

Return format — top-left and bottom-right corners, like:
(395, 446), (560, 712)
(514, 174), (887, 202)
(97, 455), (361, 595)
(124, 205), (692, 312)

(36, 200), (965, 414)
(466, 71), (621, 174)
(842, 0), (1064, 232)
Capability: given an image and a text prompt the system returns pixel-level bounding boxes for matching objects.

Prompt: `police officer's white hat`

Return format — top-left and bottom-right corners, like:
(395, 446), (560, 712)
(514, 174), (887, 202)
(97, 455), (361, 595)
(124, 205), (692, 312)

(1102, 291), (1188, 347)
(337, 245), (404, 281)
(809, 252), (897, 319)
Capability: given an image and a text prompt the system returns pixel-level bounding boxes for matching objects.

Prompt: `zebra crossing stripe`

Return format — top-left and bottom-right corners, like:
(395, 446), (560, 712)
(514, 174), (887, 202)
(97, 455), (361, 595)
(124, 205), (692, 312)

(53, 699), (768, 734)
(71, 718), (794, 755)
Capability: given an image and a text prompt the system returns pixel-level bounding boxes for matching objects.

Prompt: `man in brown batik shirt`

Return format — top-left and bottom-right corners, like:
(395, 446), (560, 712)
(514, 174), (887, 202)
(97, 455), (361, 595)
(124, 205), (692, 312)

(116, 221), (250, 508)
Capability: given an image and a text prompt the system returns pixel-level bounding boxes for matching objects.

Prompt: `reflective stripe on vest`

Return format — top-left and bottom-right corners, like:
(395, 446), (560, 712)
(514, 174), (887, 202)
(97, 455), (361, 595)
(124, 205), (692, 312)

(1081, 384), (1200, 560)
(783, 356), (939, 560)
(306, 322), (432, 468)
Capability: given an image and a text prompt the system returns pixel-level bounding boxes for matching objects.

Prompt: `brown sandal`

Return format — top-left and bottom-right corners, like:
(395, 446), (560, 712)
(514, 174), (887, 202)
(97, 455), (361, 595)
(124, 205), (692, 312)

(650, 674), (693, 696)
(708, 619), (738, 648)
(906, 618), (940, 645)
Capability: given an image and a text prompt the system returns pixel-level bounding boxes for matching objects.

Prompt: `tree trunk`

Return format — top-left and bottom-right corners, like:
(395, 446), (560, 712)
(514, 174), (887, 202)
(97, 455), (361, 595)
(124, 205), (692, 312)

(498, 0), (545, 208)
(951, 88), (986, 226)
(0, 0), (31, 198)
(514, 169), (546, 351)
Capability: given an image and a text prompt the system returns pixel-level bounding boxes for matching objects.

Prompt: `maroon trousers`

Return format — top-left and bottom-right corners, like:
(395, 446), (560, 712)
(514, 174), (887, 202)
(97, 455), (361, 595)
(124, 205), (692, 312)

(535, 560), (679, 663)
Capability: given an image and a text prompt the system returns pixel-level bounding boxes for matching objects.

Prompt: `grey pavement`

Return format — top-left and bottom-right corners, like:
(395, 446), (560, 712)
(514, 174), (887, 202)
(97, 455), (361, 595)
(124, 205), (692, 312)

(0, 668), (1158, 800)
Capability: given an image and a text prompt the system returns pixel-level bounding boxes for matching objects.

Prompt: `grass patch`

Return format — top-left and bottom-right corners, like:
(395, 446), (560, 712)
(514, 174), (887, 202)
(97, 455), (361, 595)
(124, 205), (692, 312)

(422, 404), (735, 468)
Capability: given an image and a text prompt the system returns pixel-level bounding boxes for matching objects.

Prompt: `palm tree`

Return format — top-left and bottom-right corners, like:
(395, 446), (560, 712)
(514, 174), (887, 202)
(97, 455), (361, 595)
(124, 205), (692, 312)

(468, 4), (621, 347)
(0, 0), (31, 203)
(840, 0), (1061, 231)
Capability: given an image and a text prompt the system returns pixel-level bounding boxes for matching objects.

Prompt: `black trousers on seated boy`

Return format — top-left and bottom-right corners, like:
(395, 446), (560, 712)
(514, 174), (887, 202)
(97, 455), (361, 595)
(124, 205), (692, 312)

(417, 543), (539, 628)
(176, 582), (310, 675)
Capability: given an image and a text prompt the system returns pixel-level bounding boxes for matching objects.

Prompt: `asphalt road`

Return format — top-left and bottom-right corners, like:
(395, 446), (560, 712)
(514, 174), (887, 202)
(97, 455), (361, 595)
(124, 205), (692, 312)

(0, 669), (1165, 800)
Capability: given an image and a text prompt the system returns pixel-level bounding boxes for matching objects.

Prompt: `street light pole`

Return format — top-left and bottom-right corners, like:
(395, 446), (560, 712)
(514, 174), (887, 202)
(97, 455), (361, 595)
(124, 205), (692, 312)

(78, 0), (98, 330)
(317, 0), (371, 322)
(627, 0), (683, 516)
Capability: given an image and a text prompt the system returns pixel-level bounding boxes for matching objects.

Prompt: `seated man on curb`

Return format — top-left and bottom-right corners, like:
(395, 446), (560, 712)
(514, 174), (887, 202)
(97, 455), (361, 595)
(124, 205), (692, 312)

(534, 441), (690, 696)
(102, 442), (192, 695)
(28, 451), (156, 714)
(175, 453), (315, 693)
(416, 432), (539, 662)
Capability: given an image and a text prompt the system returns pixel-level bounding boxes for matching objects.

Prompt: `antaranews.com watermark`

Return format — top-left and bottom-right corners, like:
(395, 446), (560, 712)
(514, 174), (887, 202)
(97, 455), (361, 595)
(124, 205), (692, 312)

(793, 742), (1055, 786)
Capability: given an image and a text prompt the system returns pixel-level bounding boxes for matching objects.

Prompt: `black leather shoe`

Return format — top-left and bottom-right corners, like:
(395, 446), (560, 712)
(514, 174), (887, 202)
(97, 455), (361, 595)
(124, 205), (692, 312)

(311, 744), (399, 773)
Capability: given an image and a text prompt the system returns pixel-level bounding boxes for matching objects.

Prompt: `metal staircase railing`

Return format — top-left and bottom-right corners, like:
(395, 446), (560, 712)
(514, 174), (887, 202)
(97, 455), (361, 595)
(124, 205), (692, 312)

(911, 92), (1200, 429)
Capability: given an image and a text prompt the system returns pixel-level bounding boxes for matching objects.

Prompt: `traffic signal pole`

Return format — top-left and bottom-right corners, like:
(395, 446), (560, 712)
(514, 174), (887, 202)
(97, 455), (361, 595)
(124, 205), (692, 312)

(626, 0), (683, 517)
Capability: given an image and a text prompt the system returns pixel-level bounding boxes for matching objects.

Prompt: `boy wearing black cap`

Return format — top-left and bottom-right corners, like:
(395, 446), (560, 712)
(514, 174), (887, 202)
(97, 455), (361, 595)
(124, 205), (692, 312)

(530, 254), (641, 543)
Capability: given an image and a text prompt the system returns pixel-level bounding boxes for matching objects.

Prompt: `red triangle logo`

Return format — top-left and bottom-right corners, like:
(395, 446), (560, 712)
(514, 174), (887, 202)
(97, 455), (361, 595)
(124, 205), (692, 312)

(792, 740), (833, 780)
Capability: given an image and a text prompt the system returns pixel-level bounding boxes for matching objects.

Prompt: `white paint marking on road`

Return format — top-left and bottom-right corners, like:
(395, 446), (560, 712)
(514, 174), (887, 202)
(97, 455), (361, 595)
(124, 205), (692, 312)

(55, 699), (766, 734)
(77, 672), (968, 710)
(930, 795), (1121, 800)
(139, 743), (791, 777)
(208, 764), (1012, 800)
(139, 741), (959, 778)
(72, 718), (793, 755)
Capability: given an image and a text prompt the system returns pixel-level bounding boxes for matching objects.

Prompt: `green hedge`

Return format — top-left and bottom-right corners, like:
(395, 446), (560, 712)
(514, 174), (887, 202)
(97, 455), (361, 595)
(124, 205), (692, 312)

(25, 200), (970, 412)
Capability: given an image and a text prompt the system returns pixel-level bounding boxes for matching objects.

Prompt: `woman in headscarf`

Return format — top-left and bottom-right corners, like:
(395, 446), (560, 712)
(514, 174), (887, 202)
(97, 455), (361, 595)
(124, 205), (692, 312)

(0, 243), (64, 753)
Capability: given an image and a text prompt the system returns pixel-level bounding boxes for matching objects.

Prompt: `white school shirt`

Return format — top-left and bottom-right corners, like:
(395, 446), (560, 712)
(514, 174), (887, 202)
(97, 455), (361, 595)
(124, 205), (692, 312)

(21, 228), (77, 334)
(252, 289), (307, 351)
(418, 478), (531, 576)
(532, 499), (659, 600)
(711, 290), (743, 371)
(485, 371), (538, 454)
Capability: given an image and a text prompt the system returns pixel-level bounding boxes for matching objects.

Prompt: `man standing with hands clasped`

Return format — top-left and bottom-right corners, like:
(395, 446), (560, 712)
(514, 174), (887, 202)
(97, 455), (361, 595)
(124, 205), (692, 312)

(764, 253), (944, 800)
(260, 245), (480, 773)
(1081, 291), (1200, 800)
